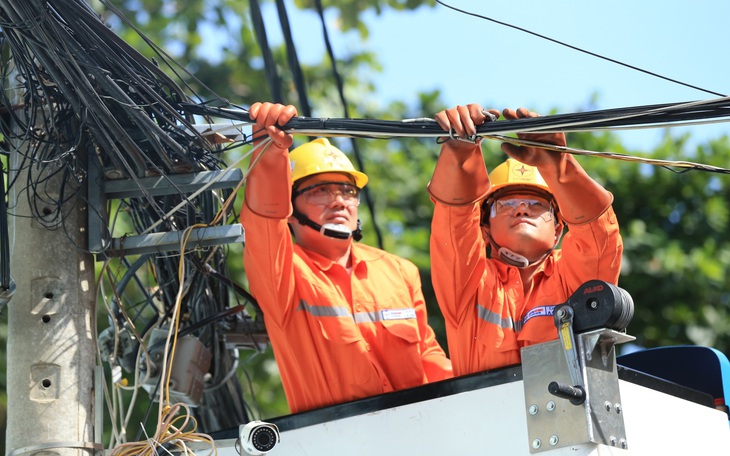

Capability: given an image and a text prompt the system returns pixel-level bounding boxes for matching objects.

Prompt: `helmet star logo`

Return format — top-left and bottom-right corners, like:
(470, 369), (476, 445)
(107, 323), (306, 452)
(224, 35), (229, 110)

(511, 163), (534, 180)
(323, 148), (348, 168)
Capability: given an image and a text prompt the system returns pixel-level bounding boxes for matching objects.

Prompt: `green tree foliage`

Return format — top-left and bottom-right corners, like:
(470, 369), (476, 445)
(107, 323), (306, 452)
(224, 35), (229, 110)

(2, 0), (730, 449)
(565, 128), (730, 351)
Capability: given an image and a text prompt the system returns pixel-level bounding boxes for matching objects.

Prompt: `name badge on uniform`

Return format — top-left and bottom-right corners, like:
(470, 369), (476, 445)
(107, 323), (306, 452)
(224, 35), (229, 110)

(522, 305), (556, 326)
(380, 308), (416, 321)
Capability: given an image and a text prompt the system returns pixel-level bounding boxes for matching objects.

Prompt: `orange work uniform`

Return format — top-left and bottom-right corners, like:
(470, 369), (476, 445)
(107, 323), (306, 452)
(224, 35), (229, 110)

(241, 204), (453, 413)
(430, 200), (622, 377)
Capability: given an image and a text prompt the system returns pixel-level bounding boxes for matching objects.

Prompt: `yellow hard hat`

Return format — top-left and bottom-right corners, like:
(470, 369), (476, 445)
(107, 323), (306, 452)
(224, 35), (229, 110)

(485, 158), (551, 198)
(481, 158), (561, 224)
(289, 138), (368, 189)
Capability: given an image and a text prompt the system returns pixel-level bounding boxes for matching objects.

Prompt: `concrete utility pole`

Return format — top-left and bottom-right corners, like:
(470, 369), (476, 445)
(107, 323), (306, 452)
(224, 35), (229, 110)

(5, 131), (98, 453)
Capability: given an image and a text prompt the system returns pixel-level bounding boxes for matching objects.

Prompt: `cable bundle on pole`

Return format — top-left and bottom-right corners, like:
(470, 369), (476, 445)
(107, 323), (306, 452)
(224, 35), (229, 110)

(0, 0), (259, 446)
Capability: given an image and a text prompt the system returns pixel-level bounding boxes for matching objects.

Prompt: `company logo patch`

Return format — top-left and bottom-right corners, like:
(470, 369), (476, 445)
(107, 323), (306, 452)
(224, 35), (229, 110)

(510, 163), (535, 182)
(380, 308), (417, 320)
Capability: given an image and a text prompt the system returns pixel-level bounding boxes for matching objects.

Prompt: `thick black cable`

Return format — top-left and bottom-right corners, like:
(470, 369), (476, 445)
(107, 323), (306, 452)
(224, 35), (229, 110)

(181, 98), (730, 174)
(182, 97), (730, 138)
(250, 0), (284, 103)
(313, 0), (384, 249)
(434, 0), (726, 98)
(275, 0), (313, 120)
(0, 160), (10, 290)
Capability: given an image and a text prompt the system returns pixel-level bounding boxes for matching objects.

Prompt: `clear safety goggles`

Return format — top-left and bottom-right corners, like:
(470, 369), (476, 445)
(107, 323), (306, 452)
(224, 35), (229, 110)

(293, 182), (361, 207)
(490, 197), (553, 218)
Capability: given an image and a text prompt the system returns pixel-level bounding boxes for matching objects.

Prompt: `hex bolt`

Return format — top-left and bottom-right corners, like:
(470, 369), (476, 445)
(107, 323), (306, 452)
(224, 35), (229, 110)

(615, 403), (622, 414)
(532, 439), (541, 449)
(549, 435), (559, 446)
(529, 404), (539, 415)
(604, 401), (612, 412)
(610, 436), (617, 446)
(588, 298), (599, 309)
(546, 400), (556, 411)
(620, 438), (628, 449)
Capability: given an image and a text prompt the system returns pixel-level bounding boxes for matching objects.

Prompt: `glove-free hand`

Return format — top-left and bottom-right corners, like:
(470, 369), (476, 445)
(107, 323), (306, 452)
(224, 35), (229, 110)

(500, 107), (566, 167)
(500, 108), (613, 225)
(429, 103), (499, 205)
(434, 104), (500, 151)
(249, 102), (298, 149)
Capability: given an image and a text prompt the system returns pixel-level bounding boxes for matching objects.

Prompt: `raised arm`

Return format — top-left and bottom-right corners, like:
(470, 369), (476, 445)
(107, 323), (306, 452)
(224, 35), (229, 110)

(428, 104), (500, 205)
(500, 107), (612, 224)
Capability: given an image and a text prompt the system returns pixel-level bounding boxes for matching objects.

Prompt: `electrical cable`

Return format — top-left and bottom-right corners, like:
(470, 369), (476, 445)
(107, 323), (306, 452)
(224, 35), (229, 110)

(434, 0), (726, 99)
(313, 0), (385, 249)
(184, 96), (730, 138)
(250, 0), (284, 103)
(0, 160), (11, 291)
(275, 0), (313, 119)
(180, 98), (730, 174)
(5, 1), (730, 451)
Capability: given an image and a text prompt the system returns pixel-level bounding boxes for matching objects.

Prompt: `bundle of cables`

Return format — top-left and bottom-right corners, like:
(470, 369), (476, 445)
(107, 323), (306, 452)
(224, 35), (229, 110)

(3, 1), (730, 454)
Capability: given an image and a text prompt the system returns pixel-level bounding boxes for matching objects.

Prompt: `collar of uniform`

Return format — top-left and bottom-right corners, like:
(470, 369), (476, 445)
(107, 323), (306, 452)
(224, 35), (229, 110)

(349, 243), (386, 272)
(295, 243), (385, 272)
(493, 251), (556, 282)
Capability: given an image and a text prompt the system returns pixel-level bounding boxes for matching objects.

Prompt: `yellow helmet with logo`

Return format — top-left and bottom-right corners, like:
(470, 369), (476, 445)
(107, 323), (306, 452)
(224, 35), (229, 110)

(485, 158), (551, 198)
(289, 138), (368, 189)
(481, 158), (561, 225)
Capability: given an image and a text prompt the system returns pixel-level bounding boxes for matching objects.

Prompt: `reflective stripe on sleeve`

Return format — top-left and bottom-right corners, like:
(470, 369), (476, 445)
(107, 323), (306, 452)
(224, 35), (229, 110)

(476, 304), (557, 333)
(297, 300), (350, 317)
(477, 305), (520, 331)
(298, 300), (417, 323)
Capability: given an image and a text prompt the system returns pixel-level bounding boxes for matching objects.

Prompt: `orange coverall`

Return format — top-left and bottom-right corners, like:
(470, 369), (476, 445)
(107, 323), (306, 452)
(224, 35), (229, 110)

(430, 200), (622, 377)
(241, 204), (452, 413)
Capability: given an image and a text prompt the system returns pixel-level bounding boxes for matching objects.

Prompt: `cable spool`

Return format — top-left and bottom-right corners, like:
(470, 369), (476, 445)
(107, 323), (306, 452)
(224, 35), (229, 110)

(566, 280), (635, 333)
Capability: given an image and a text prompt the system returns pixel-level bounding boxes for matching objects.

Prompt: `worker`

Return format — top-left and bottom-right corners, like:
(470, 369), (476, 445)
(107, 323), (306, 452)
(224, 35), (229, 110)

(428, 104), (623, 376)
(241, 102), (452, 413)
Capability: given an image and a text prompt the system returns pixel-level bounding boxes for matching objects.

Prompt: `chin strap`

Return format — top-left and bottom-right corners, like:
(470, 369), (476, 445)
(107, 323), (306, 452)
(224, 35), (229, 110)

(292, 208), (363, 241)
(481, 191), (563, 269)
(485, 230), (559, 269)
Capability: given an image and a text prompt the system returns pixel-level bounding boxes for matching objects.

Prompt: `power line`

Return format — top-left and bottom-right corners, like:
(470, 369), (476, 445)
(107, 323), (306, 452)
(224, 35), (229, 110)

(434, 0), (726, 98)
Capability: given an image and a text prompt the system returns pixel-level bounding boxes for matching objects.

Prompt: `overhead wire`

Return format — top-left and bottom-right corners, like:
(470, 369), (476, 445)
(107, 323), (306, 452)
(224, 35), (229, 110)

(181, 98), (730, 175)
(434, 0), (726, 99)
(275, 0), (313, 119)
(313, 0), (385, 249)
(250, 0), (284, 103)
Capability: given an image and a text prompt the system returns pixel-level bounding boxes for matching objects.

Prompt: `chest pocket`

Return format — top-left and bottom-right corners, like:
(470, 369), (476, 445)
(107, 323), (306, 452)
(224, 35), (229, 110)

(317, 316), (362, 344)
(315, 313), (384, 392)
(475, 311), (519, 353)
(381, 316), (421, 344)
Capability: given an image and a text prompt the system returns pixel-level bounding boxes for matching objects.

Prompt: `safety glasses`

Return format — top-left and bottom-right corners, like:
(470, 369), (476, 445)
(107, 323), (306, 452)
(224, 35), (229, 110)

(293, 182), (361, 206)
(490, 197), (553, 218)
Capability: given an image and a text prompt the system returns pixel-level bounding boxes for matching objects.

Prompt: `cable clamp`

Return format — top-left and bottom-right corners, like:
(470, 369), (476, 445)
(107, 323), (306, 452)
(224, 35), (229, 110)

(481, 109), (498, 121)
(446, 128), (483, 145)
